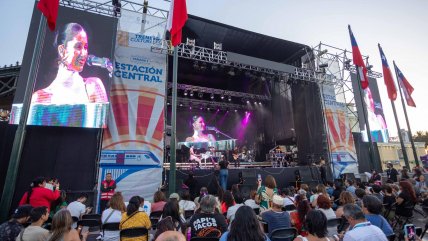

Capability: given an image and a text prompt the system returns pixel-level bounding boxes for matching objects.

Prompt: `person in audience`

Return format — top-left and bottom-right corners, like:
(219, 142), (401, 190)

(189, 195), (228, 238)
(335, 191), (355, 218)
(153, 216), (176, 241)
(261, 195), (291, 236)
(194, 187), (208, 207)
(0, 205), (33, 241)
(227, 192), (244, 223)
(326, 181), (334, 197)
(298, 184), (310, 200)
(310, 184), (328, 207)
(17, 206), (50, 241)
(244, 190), (260, 209)
(178, 190), (196, 212)
(221, 191), (235, 214)
(369, 170), (382, 184)
(220, 206), (270, 241)
(19, 177), (60, 212)
(413, 168), (423, 181)
(370, 185), (383, 202)
(381, 185), (396, 207)
(290, 194), (311, 236)
(401, 167), (410, 180)
(160, 200), (186, 235)
(332, 182), (344, 206)
(386, 163), (399, 182)
(345, 179), (356, 195)
(282, 188), (295, 207)
(120, 196), (151, 241)
(415, 174), (427, 197)
(156, 230), (186, 241)
(100, 173), (116, 212)
(48, 209), (88, 241)
(101, 192), (126, 241)
(316, 195), (336, 220)
(152, 191), (167, 213)
(50, 190), (68, 217)
(354, 188), (366, 208)
(361, 195), (393, 237)
(67, 193), (91, 220)
(395, 180), (417, 217)
(256, 175), (278, 210)
(294, 210), (331, 241)
(341, 204), (387, 241)
(169, 193), (180, 202)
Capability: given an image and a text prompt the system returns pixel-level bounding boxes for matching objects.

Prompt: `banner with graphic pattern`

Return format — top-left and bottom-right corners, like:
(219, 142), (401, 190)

(322, 85), (359, 178)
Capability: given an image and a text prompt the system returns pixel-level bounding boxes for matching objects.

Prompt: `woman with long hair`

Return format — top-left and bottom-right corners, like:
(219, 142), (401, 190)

(102, 192), (126, 241)
(219, 205), (269, 241)
(185, 116), (216, 142)
(294, 210), (332, 241)
(221, 191), (235, 214)
(316, 195), (336, 220)
(335, 191), (355, 217)
(152, 191), (167, 213)
(160, 200), (186, 235)
(48, 209), (88, 241)
(19, 177), (60, 212)
(310, 184), (329, 207)
(120, 196), (151, 241)
(32, 23), (107, 104)
(256, 175), (278, 210)
(290, 194), (311, 236)
(178, 190), (196, 211)
(396, 181), (417, 217)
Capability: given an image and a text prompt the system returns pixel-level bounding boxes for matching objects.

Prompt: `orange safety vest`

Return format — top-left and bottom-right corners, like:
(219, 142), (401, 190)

(101, 180), (115, 200)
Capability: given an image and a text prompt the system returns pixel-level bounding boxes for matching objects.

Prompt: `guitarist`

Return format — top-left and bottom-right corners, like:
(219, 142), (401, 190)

(232, 146), (241, 168)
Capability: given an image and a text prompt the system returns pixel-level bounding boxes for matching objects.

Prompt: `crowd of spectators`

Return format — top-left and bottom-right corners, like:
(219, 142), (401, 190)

(1, 164), (427, 241)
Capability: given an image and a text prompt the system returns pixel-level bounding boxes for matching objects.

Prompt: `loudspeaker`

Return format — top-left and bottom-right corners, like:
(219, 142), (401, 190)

(241, 169), (256, 179)
(298, 167), (313, 182)
(238, 184), (256, 200)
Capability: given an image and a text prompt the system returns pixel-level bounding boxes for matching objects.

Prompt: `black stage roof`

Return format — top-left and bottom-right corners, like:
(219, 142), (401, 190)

(182, 15), (310, 66)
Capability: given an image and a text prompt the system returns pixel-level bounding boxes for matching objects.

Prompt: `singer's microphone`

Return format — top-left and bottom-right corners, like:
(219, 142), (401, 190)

(206, 126), (218, 131)
(86, 55), (113, 73)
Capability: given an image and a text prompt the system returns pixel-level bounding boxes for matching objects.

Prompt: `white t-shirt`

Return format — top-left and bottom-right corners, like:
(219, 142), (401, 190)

(179, 200), (196, 211)
(67, 201), (86, 218)
(283, 196), (295, 206)
(244, 199), (260, 209)
(101, 208), (123, 223)
(227, 203), (244, 222)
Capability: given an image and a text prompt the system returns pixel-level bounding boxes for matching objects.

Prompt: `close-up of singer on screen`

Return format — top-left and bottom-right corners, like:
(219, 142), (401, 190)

(185, 115), (216, 142)
(31, 23), (108, 104)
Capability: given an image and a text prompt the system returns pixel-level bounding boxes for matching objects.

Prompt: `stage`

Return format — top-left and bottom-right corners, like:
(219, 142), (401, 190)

(163, 166), (323, 198)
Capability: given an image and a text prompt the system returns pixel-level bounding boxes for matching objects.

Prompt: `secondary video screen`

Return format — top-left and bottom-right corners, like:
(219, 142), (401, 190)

(10, 4), (117, 128)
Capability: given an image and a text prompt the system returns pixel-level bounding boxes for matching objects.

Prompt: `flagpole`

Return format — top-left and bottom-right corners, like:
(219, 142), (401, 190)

(0, 15), (47, 221)
(393, 61), (419, 166)
(355, 71), (377, 171)
(168, 46), (178, 195)
(390, 99), (410, 170)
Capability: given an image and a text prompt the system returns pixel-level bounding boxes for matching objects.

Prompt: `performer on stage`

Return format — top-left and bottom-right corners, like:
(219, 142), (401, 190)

(319, 157), (327, 185)
(32, 23), (108, 104)
(232, 146), (241, 168)
(218, 155), (229, 191)
(185, 116), (216, 142)
(189, 145), (202, 167)
(100, 173), (116, 212)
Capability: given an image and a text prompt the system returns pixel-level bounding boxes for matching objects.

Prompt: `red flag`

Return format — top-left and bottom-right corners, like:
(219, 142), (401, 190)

(378, 44), (397, 100)
(167, 0), (188, 46)
(394, 62), (416, 107)
(37, 0), (60, 31)
(348, 25), (369, 89)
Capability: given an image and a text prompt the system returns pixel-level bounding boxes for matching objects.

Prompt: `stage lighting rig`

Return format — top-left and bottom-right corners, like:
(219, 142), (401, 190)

(228, 96), (232, 102)
(198, 92), (203, 98)
(193, 61), (200, 70)
(213, 42), (223, 51)
(189, 90), (194, 97)
(318, 63), (328, 68)
(210, 93), (215, 100)
(367, 64), (373, 71)
(221, 94), (225, 100)
(200, 62), (207, 71)
(184, 90), (188, 96)
(186, 38), (196, 47)
(228, 67), (235, 76)
(317, 49), (328, 57)
(112, 0), (121, 16)
(211, 64), (219, 71)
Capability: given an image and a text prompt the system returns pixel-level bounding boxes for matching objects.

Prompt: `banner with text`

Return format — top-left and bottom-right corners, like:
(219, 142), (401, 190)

(322, 85), (359, 177)
(101, 12), (166, 167)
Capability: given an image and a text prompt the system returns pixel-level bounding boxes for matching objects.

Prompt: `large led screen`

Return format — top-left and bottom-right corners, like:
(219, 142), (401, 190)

(10, 3), (117, 128)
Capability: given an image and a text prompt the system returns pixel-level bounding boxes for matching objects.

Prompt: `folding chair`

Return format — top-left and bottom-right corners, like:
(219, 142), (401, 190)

(82, 214), (101, 222)
(190, 237), (220, 241)
(282, 205), (296, 211)
(269, 227), (297, 241)
(149, 211), (163, 230)
(77, 219), (101, 232)
(327, 218), (341, 236)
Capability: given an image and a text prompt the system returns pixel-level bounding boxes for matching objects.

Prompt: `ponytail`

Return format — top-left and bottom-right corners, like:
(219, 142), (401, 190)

(127, 196), (142, 216)
(27, 177), (46, 204)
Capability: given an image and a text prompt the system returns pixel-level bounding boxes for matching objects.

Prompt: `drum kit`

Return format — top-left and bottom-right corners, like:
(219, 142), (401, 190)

(268, 146), (294, 167)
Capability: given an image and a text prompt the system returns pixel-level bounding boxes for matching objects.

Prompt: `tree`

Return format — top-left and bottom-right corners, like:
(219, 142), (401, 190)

(413, 131), (428, 148)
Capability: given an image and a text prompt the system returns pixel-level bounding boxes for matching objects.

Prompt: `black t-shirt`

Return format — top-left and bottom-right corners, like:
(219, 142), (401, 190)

(387, 168), (398, 182)
(189, 212), (228, 238)
(383, 195), (396, 207)
(219, 160), (229, 169)
(320, 165), (327, 178)
(396, 191), (415, 216)
(0, 220), (23, 241)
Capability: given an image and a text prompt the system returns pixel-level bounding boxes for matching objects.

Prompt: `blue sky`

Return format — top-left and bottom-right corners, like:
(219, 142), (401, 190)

(1, 0), (427, 136)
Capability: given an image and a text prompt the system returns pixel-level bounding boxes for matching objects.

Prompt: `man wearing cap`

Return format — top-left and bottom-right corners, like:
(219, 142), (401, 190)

(0, 205), (33, 241)
(170, 193), (180, 202)
(261, 195), (291, 236)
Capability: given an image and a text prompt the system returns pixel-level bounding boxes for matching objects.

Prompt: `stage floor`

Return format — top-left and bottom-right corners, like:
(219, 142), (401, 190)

(164, 166), (322, 196)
